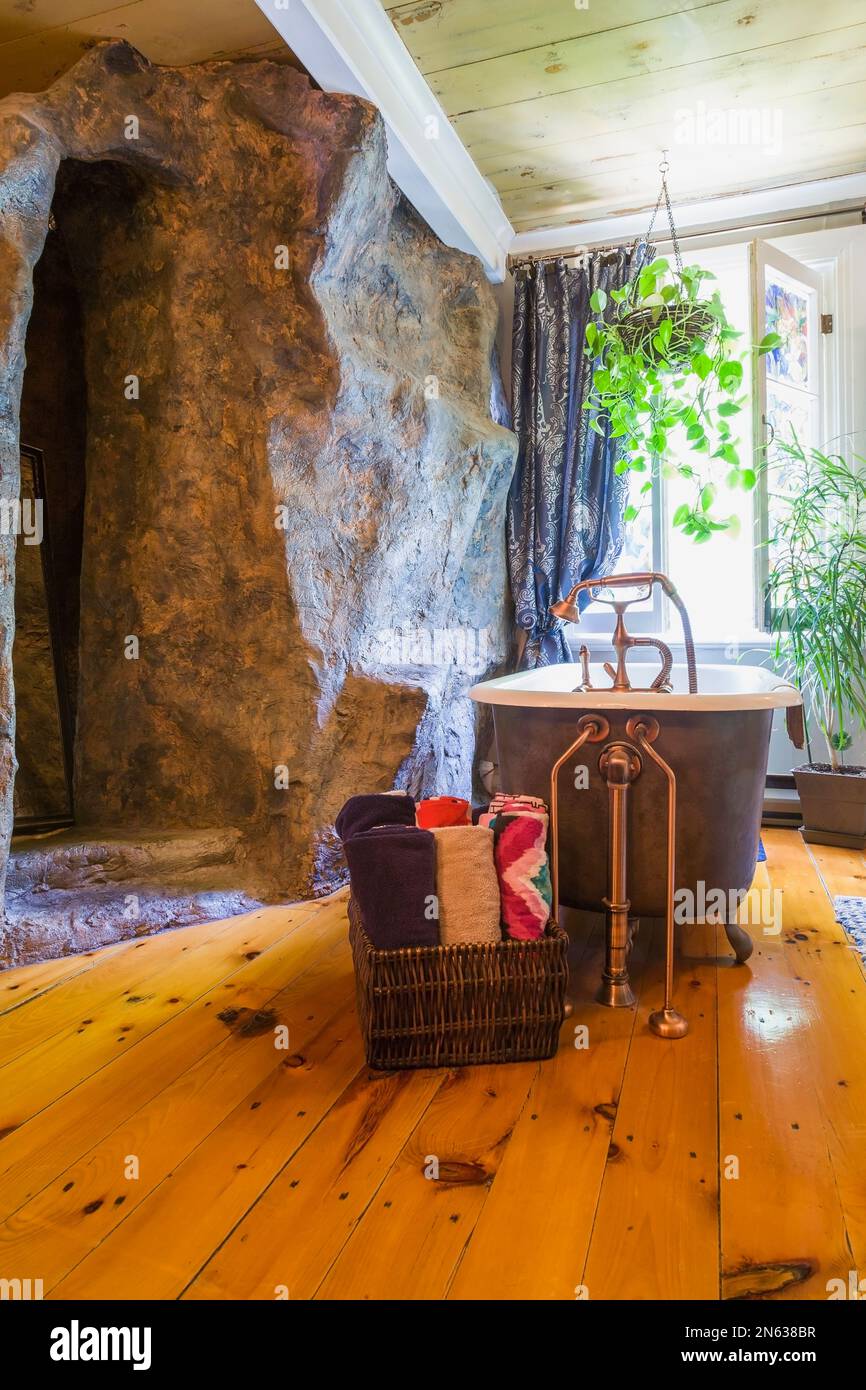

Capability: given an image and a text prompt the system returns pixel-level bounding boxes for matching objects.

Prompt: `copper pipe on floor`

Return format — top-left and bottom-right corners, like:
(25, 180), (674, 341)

(549, 714), (609, 927)
(628, 716), (688, 1039)
(598, 742), (642, 1007)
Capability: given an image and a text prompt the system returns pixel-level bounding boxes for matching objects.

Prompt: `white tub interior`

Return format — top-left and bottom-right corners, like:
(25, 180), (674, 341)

(471, 663), (801, 712)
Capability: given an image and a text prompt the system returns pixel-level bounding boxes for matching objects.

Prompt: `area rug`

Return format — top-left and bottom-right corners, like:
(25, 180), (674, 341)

(833, 896), (866, 963)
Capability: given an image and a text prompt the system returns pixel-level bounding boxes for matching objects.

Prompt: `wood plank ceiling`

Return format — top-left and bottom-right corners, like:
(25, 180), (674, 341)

(0, 0), (302, 99)
(385, 0), (866, 232)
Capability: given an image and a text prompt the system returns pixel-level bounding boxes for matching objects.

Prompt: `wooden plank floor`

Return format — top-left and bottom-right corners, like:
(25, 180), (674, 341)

(1, 829), (865, 1301)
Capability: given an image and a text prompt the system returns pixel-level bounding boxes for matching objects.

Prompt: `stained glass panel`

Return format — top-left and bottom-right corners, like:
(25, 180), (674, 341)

(764, 272), (810, 388)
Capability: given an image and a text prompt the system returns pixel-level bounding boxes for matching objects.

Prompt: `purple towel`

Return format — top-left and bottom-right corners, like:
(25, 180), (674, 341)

(344, 825), (438, 949)
(335, 792), (416, 842)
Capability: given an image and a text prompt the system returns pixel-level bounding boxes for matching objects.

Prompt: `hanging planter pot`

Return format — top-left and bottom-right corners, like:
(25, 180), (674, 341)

(583, 155), (782, 540)
(617, 301), (719, 366)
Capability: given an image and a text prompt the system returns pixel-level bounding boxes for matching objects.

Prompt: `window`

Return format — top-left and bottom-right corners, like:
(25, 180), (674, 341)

(577, 231), (844, 646)
(752, 242), (823, 629)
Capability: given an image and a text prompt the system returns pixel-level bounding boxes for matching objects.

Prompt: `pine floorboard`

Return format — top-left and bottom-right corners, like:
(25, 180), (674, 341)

(1, 833), (864, 1301)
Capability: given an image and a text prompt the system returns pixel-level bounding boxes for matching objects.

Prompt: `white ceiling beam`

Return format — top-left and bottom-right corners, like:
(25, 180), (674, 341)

(256, 0), (513, 280)
(510, 174), (866, 258)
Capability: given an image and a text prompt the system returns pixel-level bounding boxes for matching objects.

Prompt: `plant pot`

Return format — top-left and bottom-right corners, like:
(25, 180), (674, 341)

(793, 763), (866, 850)
(618, 303), (718, 365)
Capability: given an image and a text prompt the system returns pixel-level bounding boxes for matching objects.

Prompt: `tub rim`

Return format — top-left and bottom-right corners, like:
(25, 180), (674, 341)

(470, 662), (802, 713)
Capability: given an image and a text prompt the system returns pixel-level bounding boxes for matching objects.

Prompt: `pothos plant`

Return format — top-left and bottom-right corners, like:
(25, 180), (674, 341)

(584, 256), (781, 540)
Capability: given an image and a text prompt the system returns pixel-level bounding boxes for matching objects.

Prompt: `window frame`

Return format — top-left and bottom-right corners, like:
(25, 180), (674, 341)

(573, 234), (840, 645)
(575, 473), (666, 634)
(750, 239), (825, 633)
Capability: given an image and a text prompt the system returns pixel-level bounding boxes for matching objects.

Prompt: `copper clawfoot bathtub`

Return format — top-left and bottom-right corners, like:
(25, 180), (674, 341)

(470, 588), (802, 1035)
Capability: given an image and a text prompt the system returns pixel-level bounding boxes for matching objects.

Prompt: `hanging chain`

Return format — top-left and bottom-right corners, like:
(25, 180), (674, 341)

(658, 153), (683, 275)
(641, 178), (665, 255)
(632, 151), (682, 288)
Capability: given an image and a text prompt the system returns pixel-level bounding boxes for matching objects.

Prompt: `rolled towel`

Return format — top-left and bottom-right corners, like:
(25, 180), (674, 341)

(431, 825), (501, 945)
(479, 794), (547, 830)
(491, 811), (551, 941)
(416, 795), (471, 829)
(335, 792), (416, 842)
(344, 825), (438, 949)
(490, 793), (547, 814)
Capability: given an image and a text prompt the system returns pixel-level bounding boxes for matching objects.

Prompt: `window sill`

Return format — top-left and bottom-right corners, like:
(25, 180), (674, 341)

(569, 633), (773, 654)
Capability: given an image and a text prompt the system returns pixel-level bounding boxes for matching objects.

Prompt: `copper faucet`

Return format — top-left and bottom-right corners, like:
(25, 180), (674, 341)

(550, 571), (698, 695)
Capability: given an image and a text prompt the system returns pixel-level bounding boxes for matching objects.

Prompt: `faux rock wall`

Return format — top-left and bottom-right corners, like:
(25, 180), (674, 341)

(0, 42), (516, 913)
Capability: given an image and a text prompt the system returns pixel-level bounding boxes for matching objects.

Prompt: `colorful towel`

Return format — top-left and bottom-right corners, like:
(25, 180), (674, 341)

(417, 796), (471, 829)
(335, 792), (416, 842)
(488, 793), (547, 814)
(431, 825), (501, 945)
(479, 793), (548, 830)
(490, 810), (551, 941)
(344, 825), (438, 949)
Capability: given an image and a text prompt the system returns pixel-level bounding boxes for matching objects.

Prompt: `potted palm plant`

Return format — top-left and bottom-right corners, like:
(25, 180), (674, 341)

(766, 439), (866, 848)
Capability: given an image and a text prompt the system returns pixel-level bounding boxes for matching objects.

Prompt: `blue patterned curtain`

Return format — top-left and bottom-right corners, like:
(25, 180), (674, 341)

(507, 248), (644, 667)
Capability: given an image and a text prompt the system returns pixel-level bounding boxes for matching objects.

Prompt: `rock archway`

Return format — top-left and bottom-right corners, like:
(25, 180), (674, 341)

(0, 42), (516, 962)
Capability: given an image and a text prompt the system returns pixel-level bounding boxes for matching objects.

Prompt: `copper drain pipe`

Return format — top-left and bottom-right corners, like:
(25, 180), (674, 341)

(628, 716), (688, 1039)
(598, 742), (642, 1008)
(548, 714), (688, 1037)
(549, 714), (609, 925)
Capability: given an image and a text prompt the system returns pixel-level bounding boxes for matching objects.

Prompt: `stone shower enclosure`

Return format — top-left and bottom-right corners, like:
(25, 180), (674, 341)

(0, 43), (516, 948)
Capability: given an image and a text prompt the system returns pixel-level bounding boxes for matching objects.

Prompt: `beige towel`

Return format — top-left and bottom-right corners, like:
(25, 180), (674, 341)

(431, 825), (502, 945)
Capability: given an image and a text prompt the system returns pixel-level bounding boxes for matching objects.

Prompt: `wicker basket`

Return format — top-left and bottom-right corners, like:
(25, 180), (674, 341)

(348, 897), (569, 1070)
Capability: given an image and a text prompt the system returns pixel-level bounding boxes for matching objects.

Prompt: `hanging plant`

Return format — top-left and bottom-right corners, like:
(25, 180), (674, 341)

(583, 164), (781, 541)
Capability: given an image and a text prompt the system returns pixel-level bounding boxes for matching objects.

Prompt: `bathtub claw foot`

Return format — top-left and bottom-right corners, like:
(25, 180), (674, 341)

(724, 921), (754, 964)
(649, 1006), (689, 1039)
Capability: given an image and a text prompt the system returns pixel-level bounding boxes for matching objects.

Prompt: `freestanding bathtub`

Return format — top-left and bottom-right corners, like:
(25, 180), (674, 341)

(471, 662), (802, 927)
